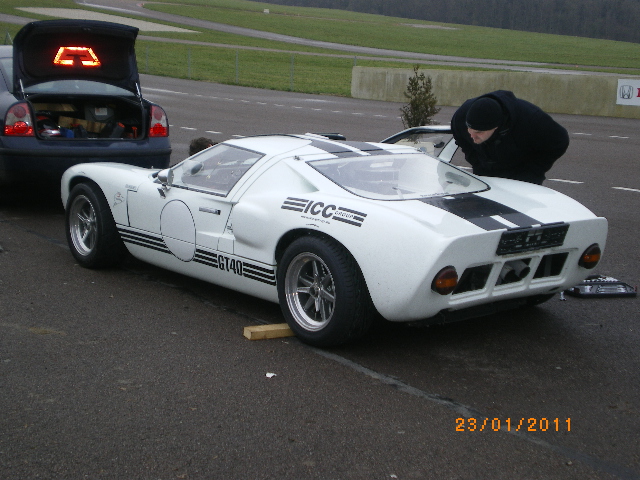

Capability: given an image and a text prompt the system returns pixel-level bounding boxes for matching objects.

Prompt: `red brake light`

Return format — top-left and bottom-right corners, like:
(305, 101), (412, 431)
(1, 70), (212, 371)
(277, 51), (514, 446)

(4, 103), (34, 136)
(53, 47), (101, 67)
(149, 106), (169, 137)
(579, 244), (602, 269)
(432, 266), (458, 295)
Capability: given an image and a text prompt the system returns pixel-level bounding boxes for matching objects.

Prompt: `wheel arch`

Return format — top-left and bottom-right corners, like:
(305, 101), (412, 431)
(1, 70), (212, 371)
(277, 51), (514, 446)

(62, 174), (99, 208)
(275, 228), (346, 265)
(274, 227), (378, 309)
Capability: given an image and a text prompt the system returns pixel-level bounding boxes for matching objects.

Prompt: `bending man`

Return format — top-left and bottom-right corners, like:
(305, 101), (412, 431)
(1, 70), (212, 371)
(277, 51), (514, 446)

(451, 90), (569, 185)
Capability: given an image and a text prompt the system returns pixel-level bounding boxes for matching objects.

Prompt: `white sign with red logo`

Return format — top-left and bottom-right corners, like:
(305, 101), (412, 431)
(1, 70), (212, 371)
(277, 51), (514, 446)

(617, 79), (640, 106)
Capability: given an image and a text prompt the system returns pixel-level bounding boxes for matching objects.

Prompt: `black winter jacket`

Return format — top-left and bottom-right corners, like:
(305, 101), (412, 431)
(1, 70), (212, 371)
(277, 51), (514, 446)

(451, 90), (569, 184)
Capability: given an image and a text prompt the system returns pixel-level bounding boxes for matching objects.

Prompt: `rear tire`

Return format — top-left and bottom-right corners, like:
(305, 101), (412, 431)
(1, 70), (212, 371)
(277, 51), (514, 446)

(277, 235), (375, 347)
(65, 182), (127, 268)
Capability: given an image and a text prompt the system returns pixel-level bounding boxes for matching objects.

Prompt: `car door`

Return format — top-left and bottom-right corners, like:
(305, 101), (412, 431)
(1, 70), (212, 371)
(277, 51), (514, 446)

(381, 125), (458, 163)
(127, 143), (264, 262)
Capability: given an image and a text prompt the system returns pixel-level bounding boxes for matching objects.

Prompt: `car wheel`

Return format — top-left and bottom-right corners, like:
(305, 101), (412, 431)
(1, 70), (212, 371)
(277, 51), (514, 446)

(277, 235), (375, 347)
(66, 182), (126, 268)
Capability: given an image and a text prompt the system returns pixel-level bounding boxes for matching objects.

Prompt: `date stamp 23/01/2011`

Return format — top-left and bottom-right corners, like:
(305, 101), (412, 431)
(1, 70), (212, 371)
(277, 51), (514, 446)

(456, 417), (571, 432)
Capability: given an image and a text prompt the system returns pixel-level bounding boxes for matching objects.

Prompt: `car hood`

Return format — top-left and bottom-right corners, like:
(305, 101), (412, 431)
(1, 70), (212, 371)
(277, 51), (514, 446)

(13, 19), (140, 94)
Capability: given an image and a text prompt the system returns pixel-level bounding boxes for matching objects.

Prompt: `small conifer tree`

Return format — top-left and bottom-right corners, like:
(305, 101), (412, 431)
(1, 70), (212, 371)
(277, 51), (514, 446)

(400, 65), (440, 128)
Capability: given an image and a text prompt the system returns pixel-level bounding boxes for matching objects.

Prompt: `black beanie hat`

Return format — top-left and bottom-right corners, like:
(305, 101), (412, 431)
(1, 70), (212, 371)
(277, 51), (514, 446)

(465, 97), (503, 131)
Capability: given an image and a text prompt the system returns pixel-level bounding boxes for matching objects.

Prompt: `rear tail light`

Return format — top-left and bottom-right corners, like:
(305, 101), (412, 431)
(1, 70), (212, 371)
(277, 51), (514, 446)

(4, 103), (34, 136)
(579, 244), (602, 269)
(149, 105), (169, 137)
(432, 266), (458, 295)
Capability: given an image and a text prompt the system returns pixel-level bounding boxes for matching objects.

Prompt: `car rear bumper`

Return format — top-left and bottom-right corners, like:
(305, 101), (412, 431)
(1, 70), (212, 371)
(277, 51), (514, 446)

(0, 139), (171, 180)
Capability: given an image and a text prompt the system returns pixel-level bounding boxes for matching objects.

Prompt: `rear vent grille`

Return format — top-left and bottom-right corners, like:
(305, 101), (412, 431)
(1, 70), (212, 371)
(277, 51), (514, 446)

(453, 264), (492, 294)
(534, 252), (569, 279)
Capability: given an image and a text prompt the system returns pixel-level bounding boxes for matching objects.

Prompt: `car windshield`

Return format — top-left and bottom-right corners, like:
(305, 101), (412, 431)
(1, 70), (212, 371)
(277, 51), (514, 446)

(172, 144), (264, 196)
(309, 153), (488, 200)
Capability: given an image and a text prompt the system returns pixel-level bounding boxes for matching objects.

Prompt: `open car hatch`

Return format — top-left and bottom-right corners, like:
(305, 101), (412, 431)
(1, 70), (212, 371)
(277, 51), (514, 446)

(12, 19), (140, 95)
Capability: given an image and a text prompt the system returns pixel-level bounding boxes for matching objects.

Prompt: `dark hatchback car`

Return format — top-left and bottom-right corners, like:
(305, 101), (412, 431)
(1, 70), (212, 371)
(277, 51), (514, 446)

(0, 19), (171, 183)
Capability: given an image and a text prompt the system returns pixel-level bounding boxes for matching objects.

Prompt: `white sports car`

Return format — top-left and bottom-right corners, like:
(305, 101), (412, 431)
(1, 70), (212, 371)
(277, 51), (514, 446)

(61, 127), (607, 346)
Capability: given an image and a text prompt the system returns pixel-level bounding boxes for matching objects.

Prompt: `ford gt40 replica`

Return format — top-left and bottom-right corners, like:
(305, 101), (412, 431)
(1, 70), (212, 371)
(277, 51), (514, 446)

(0, 20), (170, 183)
(61, 128), (607, 347)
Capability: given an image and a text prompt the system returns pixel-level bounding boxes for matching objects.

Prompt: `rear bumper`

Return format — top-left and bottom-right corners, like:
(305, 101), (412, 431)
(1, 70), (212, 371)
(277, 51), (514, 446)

(0, 139), (171, 180)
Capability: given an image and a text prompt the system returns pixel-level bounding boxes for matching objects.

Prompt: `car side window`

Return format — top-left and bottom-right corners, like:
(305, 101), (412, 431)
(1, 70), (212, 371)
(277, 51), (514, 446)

(174, 144), (263, 196)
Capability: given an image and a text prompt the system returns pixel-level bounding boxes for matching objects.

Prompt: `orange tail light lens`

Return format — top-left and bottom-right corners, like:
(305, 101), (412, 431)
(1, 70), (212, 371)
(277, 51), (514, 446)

(579, 244), (602, 269)
(432, 266), (458, 295)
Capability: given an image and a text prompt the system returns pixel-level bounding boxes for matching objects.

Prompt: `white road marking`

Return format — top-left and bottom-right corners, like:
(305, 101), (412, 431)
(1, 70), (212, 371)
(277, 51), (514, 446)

(548, 178), (584, 184)
(613, 187), (640, 192)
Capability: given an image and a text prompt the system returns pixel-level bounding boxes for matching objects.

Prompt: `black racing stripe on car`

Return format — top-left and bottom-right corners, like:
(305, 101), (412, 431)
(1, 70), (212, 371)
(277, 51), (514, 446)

(308, 139), (371, 157)
(308, 139), (355, 155)
(418, 193), (540, 231)
(243, 273), (276, 286)
(122, 239), (170, 254)
(343, 141), (392, 155)
(118, 228), (170, 252)
(243, 263), (276, 284)
(194, 250), (219, 268)
(193, 248), (275, 285)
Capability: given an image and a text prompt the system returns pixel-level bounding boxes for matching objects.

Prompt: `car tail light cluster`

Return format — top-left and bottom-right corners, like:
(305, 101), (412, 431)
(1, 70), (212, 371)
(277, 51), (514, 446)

(579, 244), (601, 269)
(432, 266), (458, 295)
(149, 105), (169, 137)
(4, 103), (34, 136)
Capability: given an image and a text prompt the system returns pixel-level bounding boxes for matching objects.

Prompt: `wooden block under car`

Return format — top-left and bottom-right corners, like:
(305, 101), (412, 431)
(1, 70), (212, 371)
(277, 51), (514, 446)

(243, 323), (295, 340)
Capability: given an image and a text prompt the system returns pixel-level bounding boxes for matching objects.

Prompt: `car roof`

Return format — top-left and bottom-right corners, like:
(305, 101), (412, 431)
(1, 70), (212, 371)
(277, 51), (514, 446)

(222, 134), (418, 159)
(12, 19), (139, 94)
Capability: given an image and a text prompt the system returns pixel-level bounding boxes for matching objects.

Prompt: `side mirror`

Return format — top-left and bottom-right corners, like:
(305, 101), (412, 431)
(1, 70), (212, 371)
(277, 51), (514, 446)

(157, 168), (174, 186)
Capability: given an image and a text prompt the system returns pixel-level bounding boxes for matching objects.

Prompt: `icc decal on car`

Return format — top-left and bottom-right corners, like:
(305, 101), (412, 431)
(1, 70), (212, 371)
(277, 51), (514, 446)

(60, 128), (608, 347)
(0, 19), (170, 183)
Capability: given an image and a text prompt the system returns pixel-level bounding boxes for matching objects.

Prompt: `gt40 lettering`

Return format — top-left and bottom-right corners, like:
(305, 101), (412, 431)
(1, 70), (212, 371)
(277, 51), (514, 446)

(281, 197), (367, 227)
(217, 254), (243, 276)
(194, 249), (276, 286)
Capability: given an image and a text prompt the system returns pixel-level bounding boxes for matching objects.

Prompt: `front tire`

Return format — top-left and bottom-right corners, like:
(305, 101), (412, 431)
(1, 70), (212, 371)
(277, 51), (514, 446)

(65, 182), (126, 268)
(277, 235), (375, 347)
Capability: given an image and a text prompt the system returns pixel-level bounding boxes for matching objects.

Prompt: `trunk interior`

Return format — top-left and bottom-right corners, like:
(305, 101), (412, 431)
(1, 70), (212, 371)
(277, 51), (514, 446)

(29, 95), (146, 140)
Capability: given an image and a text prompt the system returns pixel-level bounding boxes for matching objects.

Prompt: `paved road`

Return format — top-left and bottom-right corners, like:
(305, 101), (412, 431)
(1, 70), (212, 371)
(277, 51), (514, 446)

(1, 76), (639, 479)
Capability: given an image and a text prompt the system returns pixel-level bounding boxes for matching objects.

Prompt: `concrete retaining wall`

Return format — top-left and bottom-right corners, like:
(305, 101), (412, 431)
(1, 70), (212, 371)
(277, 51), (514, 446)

(351, 66), (640, 119)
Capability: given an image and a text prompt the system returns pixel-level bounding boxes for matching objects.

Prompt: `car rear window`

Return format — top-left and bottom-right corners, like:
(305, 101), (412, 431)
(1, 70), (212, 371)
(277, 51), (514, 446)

(309, 153), (488, 200)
